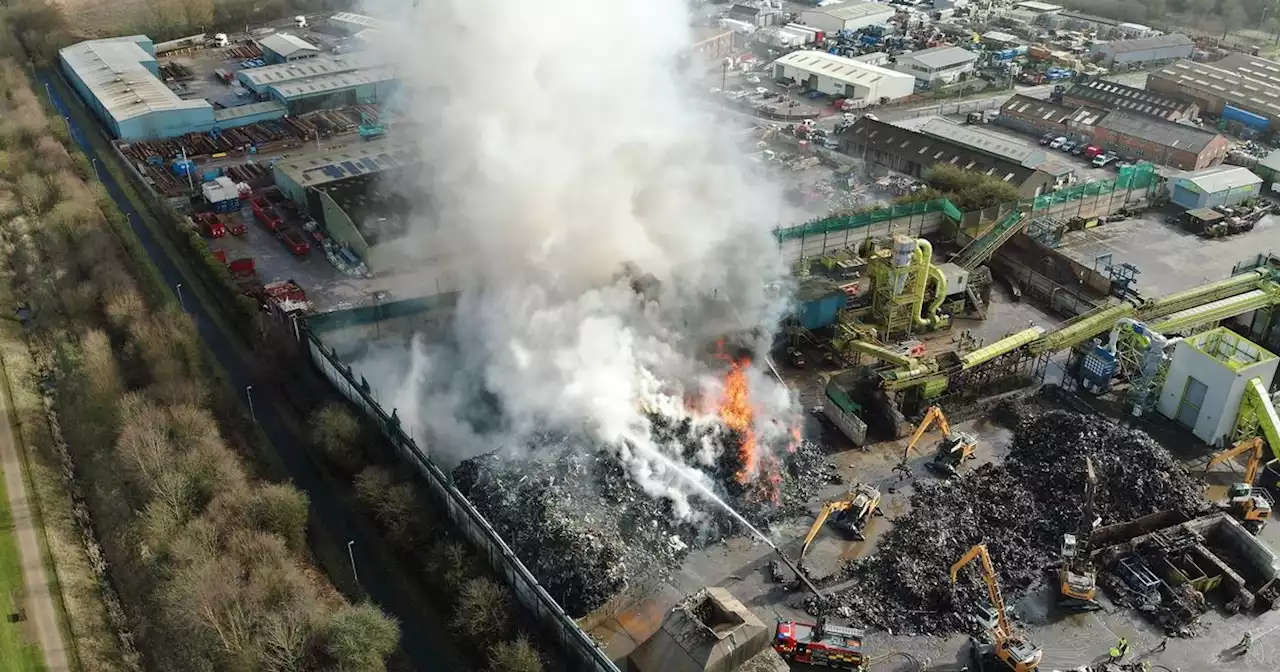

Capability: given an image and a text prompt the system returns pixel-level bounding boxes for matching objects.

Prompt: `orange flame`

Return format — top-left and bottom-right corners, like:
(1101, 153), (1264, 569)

(718, 357), (758, 484)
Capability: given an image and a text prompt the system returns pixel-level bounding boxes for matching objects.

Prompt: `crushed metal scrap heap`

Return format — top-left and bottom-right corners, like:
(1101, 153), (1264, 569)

(453, 418), (839, 618)
(834, 405), (1212, 635)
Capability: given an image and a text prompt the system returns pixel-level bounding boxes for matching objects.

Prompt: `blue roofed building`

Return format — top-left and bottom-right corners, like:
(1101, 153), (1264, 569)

(59, 35), (286, 141)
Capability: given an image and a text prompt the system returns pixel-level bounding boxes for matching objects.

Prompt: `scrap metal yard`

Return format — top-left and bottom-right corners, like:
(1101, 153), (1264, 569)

(48, 1), (1280, 672)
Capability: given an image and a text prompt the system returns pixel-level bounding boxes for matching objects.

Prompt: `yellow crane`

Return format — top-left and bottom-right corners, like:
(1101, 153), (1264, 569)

(1058, 456), (1102, 610)
(1208, 437), (1273, 534)
(902, 405), (978, 477)
(950, 544), (1043, 672)
(800, 483), (882, 560)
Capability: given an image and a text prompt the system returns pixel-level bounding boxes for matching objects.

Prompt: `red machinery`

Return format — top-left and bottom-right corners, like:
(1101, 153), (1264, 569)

(193, 212), (225, 238)
(280, 228), (310, 256)
(250, 196), (283, 232)
(213, 249), (228, 264)
(217, 212), (247, 236)
(771, 551), (868, 670)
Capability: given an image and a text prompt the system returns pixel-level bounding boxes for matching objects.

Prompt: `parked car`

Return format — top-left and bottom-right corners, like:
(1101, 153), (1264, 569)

(1060, 140), (1077, 153)
(1040, 133), (1056, 145)
(1071, 143), (1087, 156)
(1084, 145), (1103, 159)
(1092, 152), (1118, 167)
(1049, 136), (1067, 149)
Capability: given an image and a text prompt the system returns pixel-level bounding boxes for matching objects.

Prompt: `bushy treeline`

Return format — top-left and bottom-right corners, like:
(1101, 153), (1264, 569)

(310, 404), (548, 672)
(0, 59), (400, 671)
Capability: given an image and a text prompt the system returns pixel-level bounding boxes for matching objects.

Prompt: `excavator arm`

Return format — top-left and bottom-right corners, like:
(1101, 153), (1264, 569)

(801, 501), (850, 559)
(950, 544), (1011, 640)
(1234, 377), (1280, 461)
(904, 406), (951, 458)
(1209, 437), (1266, 485)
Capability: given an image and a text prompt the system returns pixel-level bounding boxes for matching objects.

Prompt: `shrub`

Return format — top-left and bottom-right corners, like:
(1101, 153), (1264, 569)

(310, 404), (363, 473)
(323, 602), (400, 672)
(487, 635), (543, 672)
(452, 577), (511, 640)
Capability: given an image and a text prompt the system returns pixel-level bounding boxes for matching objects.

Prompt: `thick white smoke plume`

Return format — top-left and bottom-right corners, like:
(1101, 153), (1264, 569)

(362, 0), (801, 517)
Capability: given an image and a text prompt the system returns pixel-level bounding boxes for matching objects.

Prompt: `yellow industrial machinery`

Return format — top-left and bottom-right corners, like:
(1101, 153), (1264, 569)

(1058, 457), (1101, 610)
(800, 483), (883, 559)
(902, 405), (977, 477)
(951, 544), (1043, 672)
(1208, 437), (1273, 534)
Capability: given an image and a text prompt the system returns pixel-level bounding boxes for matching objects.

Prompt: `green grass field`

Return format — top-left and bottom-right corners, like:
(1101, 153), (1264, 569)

(0, 467), (46, 672)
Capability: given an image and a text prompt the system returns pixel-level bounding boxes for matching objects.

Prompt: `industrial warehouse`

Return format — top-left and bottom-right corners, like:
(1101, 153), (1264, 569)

(43, 3), (1280, 672)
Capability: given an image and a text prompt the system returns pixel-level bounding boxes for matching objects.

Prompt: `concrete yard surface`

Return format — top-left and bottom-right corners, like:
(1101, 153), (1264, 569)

(1057, 211), (1280, 297)
(586, 400), (1280, 672)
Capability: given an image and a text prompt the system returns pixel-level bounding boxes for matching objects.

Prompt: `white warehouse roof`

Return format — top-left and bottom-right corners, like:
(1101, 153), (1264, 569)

(259, 33), (319, 58)
(774, 50), (912, 89)
(239, 51), (386, 89)
(329, 12), (385, 30)
(1179, 165), (1261, 193)
(805, 0), (894, 21)
(59, 37), (209, 124)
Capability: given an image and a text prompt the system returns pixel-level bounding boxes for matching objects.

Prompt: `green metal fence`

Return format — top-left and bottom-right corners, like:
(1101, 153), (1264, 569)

(307, 292), (459, 334)
(773, 198), (960, 242)
(1025, 161), (1157, 211)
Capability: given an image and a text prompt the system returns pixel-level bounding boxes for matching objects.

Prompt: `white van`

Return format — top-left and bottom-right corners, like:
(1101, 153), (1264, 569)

(212, 33), (229, 48)
(294, 15), (307, 28)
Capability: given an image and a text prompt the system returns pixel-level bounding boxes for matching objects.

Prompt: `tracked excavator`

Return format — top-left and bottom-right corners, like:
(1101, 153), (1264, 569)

(903, 405), (977, 477)
(771, 549), (868, 670)
(951, 544), (1043, 672)
(1058, 456), (1102, 610)
(800, 483), (883, 560)
(1208, 437), (1273, 534)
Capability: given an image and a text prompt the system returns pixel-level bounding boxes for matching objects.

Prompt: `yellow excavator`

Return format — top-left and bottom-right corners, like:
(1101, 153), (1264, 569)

(903, 405), (978, 477)
(951, 544), (1043, 672)
(1208, 437), (1273, 534)
(800, 483), (883, 560)
(1058, 456), (1102, 610)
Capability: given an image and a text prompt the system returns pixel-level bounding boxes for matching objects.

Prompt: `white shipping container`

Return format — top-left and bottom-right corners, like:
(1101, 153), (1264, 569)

(784, 23), (819, 42)
(778, 26), (816, 44)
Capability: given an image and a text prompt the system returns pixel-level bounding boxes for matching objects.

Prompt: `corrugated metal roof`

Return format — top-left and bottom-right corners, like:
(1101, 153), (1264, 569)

(1065, 79), (1194, 119)
(806, 0), (894, 21)
(59, 37), (210, 124)
(212, 100), (287, 122)
(238, 52), (385, 88)
(1099, 33), (1193, 54)
(899, 46), (979, 70)
(275, 140), (416, 190)
(774, 50), (911, 88)
(328, 12), (385, 30)
(853, 117), (1039, 185)
(259, 33), (319, 58)
(1096, 109), (1220, 153)
(918, 117), (1036, 164)
(1181, 165), (1262, 193)
(1151, 57), (1280, 121)
(270, 67), (394, 100)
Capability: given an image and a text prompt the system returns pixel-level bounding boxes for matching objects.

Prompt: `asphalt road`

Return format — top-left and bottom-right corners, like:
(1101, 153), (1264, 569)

(35, 70), (466, 671)
(0, 364), (69, 671)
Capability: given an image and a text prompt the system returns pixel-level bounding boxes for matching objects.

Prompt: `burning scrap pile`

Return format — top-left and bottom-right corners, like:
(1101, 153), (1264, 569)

(830, 406), (1211, 635)
(452, 359), (839, 617)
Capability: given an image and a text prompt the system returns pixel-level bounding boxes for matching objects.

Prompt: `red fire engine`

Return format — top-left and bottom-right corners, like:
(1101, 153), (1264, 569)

(773, 618), (867, 670)
(770, 551), (869, 671)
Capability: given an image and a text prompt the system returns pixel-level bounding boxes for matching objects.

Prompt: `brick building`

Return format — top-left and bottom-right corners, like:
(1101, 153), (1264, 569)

(843, 117), (1057, 197)
(996, 94), (1228, 170)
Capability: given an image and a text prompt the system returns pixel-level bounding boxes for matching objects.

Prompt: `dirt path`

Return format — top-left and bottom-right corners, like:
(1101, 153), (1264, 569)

(0, 374), (70, 672)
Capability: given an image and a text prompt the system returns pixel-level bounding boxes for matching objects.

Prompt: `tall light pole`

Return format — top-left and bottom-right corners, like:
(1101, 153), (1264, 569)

(347, 540), (359, 587)
(245, 385), (256, 421)
(175, 283), (185, 312)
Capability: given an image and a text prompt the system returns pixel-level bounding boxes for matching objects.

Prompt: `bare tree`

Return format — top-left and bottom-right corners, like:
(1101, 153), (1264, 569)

(487, 636), (543, 672)
(452, 577), (511, 640)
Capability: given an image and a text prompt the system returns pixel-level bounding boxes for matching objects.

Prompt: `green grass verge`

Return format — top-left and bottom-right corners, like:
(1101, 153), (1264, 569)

(0, 455), (47, 672)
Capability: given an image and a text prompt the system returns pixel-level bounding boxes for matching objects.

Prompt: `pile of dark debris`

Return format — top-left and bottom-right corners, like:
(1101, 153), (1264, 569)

(452, 415), (840, 617)
(826, 404), (1212, 636)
